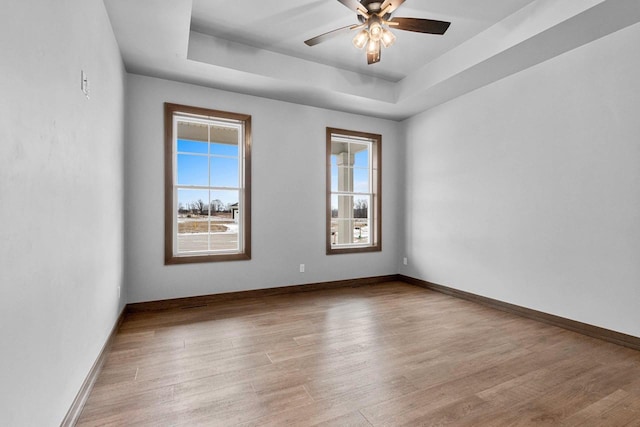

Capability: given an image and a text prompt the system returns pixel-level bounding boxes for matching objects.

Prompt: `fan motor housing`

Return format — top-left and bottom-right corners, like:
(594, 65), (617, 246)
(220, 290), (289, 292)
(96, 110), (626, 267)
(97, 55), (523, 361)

(357, 0), (391, 23)
(361, 0), (383, 11)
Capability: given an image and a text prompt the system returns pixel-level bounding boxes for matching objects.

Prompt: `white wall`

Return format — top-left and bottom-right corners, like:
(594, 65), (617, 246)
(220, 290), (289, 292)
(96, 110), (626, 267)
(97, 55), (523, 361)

(125, 75), (402, 303)
(401, 23), (640, 337)
(0, 1), (126, 425)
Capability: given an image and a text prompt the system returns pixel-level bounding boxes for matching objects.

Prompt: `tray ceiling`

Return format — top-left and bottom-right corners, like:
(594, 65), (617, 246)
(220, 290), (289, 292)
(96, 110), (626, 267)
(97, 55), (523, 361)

(104, 0), (640, 120)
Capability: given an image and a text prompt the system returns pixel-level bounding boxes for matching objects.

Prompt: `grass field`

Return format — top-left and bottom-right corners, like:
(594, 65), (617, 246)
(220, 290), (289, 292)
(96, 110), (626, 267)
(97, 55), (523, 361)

(178, 221), (228, 233)
(178, 213), (234, 234)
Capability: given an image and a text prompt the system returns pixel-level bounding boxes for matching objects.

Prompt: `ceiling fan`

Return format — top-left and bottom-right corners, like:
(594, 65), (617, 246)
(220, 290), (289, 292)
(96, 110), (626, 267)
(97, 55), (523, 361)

(304, 0), (451, 65)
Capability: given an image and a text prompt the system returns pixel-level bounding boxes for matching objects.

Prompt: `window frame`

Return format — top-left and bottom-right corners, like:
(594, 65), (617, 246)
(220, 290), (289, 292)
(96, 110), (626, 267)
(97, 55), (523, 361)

(326, 127), (382, 255)
(164, 103), (251, 264)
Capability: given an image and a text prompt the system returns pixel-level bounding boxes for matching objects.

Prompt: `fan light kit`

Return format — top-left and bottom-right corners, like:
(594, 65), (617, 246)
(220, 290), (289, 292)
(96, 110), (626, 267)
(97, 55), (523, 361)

(304, 0), (451, 65)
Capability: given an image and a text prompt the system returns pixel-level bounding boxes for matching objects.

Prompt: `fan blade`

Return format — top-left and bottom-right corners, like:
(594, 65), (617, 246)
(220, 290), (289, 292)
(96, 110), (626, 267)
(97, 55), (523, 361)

(389, 17), (451, 34)
(337, 0), (368, 15)
(304, 24), (359, 46)
(379, 0), (405, 15)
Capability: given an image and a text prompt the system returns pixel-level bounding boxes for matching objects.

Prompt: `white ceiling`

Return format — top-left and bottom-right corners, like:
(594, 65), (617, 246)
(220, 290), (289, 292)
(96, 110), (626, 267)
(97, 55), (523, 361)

(104, 0), (640, 120)
(190, 0), (536, 82)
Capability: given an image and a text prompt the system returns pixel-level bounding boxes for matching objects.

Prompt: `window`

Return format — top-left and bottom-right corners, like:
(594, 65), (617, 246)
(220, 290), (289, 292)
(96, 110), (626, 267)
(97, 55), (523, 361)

(327, 127), (381, 254)
(165, 103), (251, 264)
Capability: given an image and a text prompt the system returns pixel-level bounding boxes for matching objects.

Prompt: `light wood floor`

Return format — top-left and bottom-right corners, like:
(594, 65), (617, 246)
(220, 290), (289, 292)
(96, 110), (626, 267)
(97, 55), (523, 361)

(77, 281), (640, 426)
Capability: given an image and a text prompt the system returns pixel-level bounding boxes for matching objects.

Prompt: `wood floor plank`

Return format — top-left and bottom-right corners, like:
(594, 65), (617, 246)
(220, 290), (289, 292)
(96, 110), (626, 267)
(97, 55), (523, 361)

(238, 376), (420, 427)
(76, 282), (640, 426)
(312, 410), (373, 427)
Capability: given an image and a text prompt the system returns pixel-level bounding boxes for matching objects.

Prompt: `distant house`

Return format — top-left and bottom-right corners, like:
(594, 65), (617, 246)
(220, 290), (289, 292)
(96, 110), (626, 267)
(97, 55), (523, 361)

(231, 203), (239, 223)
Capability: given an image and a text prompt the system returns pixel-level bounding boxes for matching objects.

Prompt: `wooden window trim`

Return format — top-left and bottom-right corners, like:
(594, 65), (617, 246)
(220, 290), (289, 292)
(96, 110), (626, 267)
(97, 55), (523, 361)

(164, 103), (251, 264)
(326, 127), (382, 255)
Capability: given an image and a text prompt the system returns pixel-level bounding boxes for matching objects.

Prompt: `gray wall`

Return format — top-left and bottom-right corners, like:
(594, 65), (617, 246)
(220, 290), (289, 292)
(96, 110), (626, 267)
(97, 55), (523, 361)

(400, 23), (640, 338)
(0, 0), (126, 425)
(125, 75), (402, 303)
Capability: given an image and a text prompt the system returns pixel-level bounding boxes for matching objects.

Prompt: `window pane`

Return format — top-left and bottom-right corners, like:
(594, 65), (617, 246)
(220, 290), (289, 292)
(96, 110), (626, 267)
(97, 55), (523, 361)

(210, 142), (238, 157)
(329, 218), (338, 244)
(331, 164), (338, 192)
(332, 219), (353, 245)
(353, 167), (369, 193)
(177, 189), (209, 216)
(178, 121), (208, 144)
(177, 154), (208, 186)
(210, 125), (238, 147)
(177, 232), (209, 253)
(353, 195), (370, 220)
(335, 166), (354, 192)
(331, 194), (338, 218)
(177, 139), (208, 154)
(177, 189), (210, 253)
(331, 218), (369, 246)
(353, 220), (369, 244)
(334, 194), (353, 220)
(210, 157), (239, 188)
(332, 148), (356, 192)
(354, 195), (370, 244)
(352, 143), (369, 168)
(209, 190), (239, 252)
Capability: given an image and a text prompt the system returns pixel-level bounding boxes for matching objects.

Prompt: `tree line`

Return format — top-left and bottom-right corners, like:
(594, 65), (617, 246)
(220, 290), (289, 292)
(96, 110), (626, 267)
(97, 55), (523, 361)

(330, 199), (368, 218)
(178, 199), (233, 215)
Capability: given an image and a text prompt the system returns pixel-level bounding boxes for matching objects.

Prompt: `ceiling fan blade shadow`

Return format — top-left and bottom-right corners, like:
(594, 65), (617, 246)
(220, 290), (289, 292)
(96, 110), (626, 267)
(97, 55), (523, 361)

(390, 17), (451, 34)
(304, 24), (357, 46)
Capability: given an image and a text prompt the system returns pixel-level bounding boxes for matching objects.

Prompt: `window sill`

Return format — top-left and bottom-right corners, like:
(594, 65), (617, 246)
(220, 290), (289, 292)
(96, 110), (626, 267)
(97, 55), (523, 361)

(326, 245), (381, 255)
(165, 253), (251, 265)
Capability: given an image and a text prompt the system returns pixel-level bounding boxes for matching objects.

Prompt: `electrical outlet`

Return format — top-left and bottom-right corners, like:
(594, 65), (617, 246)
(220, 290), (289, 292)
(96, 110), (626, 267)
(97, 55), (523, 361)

(299, 264), (305, 273)
(403, 257), (408, 266)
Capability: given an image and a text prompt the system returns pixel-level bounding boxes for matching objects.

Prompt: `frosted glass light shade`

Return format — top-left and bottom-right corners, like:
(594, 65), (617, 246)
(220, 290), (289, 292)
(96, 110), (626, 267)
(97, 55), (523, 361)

(381, 28), (396, 48)
(366, 38), (380, 54)
(369, 22), (382, 41)
(352, 30), (369, 49)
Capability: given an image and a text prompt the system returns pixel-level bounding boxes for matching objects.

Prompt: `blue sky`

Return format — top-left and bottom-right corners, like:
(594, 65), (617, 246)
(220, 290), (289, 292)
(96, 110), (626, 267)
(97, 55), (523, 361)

(177, 139), (239, 207)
